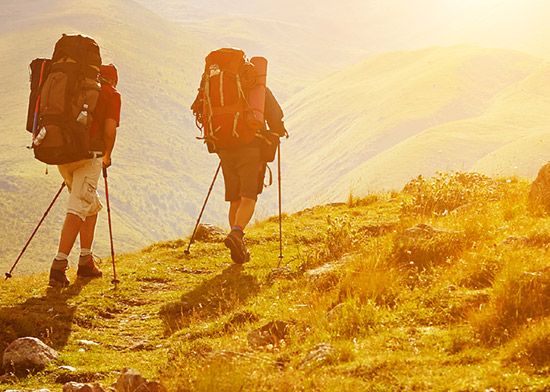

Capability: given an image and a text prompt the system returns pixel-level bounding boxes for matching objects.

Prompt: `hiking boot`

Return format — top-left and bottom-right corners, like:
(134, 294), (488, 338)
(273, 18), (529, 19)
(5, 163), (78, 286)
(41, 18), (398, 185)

(77, 255), (103, 278)
(224, 230), (250, 264)
(49, 266), (70, 288)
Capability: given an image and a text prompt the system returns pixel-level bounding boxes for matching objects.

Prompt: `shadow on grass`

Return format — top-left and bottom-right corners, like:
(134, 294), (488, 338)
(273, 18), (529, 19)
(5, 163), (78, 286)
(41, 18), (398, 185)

(0, 277), (92, 361)
(160, 264), (260, 335)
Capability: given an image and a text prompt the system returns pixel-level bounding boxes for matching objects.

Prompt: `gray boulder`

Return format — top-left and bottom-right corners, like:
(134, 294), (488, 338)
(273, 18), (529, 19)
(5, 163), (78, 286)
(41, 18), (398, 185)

(299, 343), (336, 369)
(194, 224), (226, 243)
(112, 368), (167, 392)
(2, 337), (58, 374)
(247, 321), (290, 349)
(63, 382), (106, 392)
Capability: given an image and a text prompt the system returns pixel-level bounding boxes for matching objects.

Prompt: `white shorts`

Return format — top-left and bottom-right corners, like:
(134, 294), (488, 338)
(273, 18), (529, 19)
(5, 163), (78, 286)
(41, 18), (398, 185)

(57, 158), (103, 221)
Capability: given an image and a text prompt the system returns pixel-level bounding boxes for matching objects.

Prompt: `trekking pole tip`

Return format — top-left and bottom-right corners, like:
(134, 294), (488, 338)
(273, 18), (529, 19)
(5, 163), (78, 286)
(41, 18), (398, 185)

(184, 249), (191, 256)
(112, 279), (120, 285)
(4, 272), (12, 280)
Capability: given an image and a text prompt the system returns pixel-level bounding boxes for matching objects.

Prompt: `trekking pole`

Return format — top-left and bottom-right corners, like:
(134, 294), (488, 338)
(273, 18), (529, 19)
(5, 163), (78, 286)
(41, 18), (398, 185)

(5, 182), (66, 280)
(185, 162), (222, 255)
(103, 167), (120, 286)
(277, 143), (284, 266)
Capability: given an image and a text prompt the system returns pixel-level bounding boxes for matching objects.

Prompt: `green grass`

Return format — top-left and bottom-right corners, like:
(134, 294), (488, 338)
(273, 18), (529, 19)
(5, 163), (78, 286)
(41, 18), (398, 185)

(1, 173), (549, 391)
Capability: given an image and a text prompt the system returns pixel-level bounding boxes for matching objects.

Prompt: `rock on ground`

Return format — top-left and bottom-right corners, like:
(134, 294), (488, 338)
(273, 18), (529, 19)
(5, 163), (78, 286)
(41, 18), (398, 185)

(399, 223), (459, 240)
(194, 224), (226, 242)
(2, 337), (59, 374)
(4, 390), (51, 392)
(299, 343), (336, 369)
(112, 368), (167, 392)
(247, 321), (290, 349)
(63, 382), (105, 392)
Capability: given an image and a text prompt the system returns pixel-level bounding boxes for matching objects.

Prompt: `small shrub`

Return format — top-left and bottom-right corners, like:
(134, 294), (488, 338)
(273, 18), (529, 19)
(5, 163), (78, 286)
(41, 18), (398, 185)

(505, 317), (550, 368)
(392, 224), (467, 268)
(302, 216), (357, 269)
(347, 192), (379, 208)
(457, 251), (503, 289)
(338, 248), (403, 307)
(402, 284), (490, 326)
(471, 265), (550, 345)
(326, 216), (356, 260)
(401, 172), (502, 216)
(460, 209), (495, 244)
(327, 298), (378, 338)
(307, 269), (342, 293)
(445, 327), (479, 354)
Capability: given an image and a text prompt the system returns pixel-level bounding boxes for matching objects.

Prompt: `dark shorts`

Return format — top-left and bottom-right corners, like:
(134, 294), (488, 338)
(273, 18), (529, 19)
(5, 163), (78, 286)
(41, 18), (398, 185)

(217, 146), (265, 202)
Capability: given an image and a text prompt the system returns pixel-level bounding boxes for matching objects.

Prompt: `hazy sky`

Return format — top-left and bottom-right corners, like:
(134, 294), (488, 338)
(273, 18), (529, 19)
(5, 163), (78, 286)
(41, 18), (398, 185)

(141, 0), (550, 58)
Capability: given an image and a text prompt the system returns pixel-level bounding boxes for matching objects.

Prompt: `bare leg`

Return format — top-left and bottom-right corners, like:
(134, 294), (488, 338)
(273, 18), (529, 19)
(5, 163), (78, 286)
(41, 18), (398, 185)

(79, 214), (98, 251)
(224, 197), (256, 264)
(234, 197), (256, 230)
(229, 200), (241, 227)
(57, 213), (84, 255)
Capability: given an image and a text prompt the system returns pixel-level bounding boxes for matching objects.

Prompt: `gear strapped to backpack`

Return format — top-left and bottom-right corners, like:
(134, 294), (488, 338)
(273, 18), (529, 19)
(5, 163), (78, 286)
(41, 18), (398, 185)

(191, 48), (267, 153)
(26, 34), (102, 165)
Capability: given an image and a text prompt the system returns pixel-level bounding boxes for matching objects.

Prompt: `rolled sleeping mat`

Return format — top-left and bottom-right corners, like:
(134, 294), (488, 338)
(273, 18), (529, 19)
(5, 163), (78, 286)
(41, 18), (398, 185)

(249, 56), (268, 126)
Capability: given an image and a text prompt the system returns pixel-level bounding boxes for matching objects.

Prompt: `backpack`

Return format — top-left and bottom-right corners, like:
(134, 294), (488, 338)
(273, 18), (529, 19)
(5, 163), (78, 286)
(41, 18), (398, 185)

(27, 34), (102, 165)
(191, 48), (266, 152)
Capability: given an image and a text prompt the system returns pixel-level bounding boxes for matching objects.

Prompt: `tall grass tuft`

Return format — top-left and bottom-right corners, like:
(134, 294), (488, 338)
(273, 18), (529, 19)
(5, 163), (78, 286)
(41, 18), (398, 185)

(470, 261), (550, 345)
(504, 317), (550, 368)
(338, 240), (403, 307)
(392, 225), (467, 269)
(302, 216), (357, 270)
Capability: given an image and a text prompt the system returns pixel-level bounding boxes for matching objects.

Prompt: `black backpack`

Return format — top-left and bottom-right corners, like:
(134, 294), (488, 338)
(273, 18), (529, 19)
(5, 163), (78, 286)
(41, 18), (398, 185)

(27, 34), (102, 165)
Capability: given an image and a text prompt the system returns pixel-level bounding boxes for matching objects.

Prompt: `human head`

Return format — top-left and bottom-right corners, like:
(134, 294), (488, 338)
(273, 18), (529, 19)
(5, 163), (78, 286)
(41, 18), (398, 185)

(100, 64), (118, 87)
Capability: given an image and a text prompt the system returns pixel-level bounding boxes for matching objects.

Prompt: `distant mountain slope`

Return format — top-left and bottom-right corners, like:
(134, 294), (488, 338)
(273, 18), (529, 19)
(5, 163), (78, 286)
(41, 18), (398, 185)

(136, 0), (550, 60)
(283, 46), (550, 209)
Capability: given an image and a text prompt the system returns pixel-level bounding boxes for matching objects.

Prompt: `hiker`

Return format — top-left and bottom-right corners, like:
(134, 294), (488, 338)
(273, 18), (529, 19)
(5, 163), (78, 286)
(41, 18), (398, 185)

(191, 49), (287, 264)
(48, 61), (121, 287)
(218, 87), (286, 263)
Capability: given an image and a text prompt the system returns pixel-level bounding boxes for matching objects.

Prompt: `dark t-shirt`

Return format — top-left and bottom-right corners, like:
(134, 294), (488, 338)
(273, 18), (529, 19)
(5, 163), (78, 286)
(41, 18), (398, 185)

(264, 87), (285, 135)
(90, 84), (121, 152)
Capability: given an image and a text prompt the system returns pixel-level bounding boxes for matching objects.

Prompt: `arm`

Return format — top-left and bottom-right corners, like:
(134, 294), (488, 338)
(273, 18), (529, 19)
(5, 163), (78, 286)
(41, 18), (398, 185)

(265, 88), (288, 137)
(102, 119), (117, 168)
(102, 90), (121, 168)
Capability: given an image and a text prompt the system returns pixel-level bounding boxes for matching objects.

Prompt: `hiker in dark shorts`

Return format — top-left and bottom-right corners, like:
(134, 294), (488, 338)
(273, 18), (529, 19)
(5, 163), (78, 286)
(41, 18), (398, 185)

(49, 64), (122, 287)
(221, 88), (287, 263)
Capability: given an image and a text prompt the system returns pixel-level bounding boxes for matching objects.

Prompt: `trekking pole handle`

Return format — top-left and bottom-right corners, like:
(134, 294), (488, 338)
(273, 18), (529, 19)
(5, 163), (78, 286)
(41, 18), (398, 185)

(102, 167), (108, 178)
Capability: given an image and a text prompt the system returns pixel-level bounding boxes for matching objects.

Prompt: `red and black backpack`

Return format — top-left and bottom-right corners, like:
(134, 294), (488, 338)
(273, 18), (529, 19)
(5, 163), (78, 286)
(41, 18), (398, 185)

(26, 34), (102, 165)
(191, 48), (267, 153)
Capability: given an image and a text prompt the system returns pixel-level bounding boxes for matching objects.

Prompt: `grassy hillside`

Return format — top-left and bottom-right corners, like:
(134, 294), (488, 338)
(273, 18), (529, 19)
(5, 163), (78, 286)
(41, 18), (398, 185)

(0, 172), (549, 391)
(283, 46), (550, 210)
